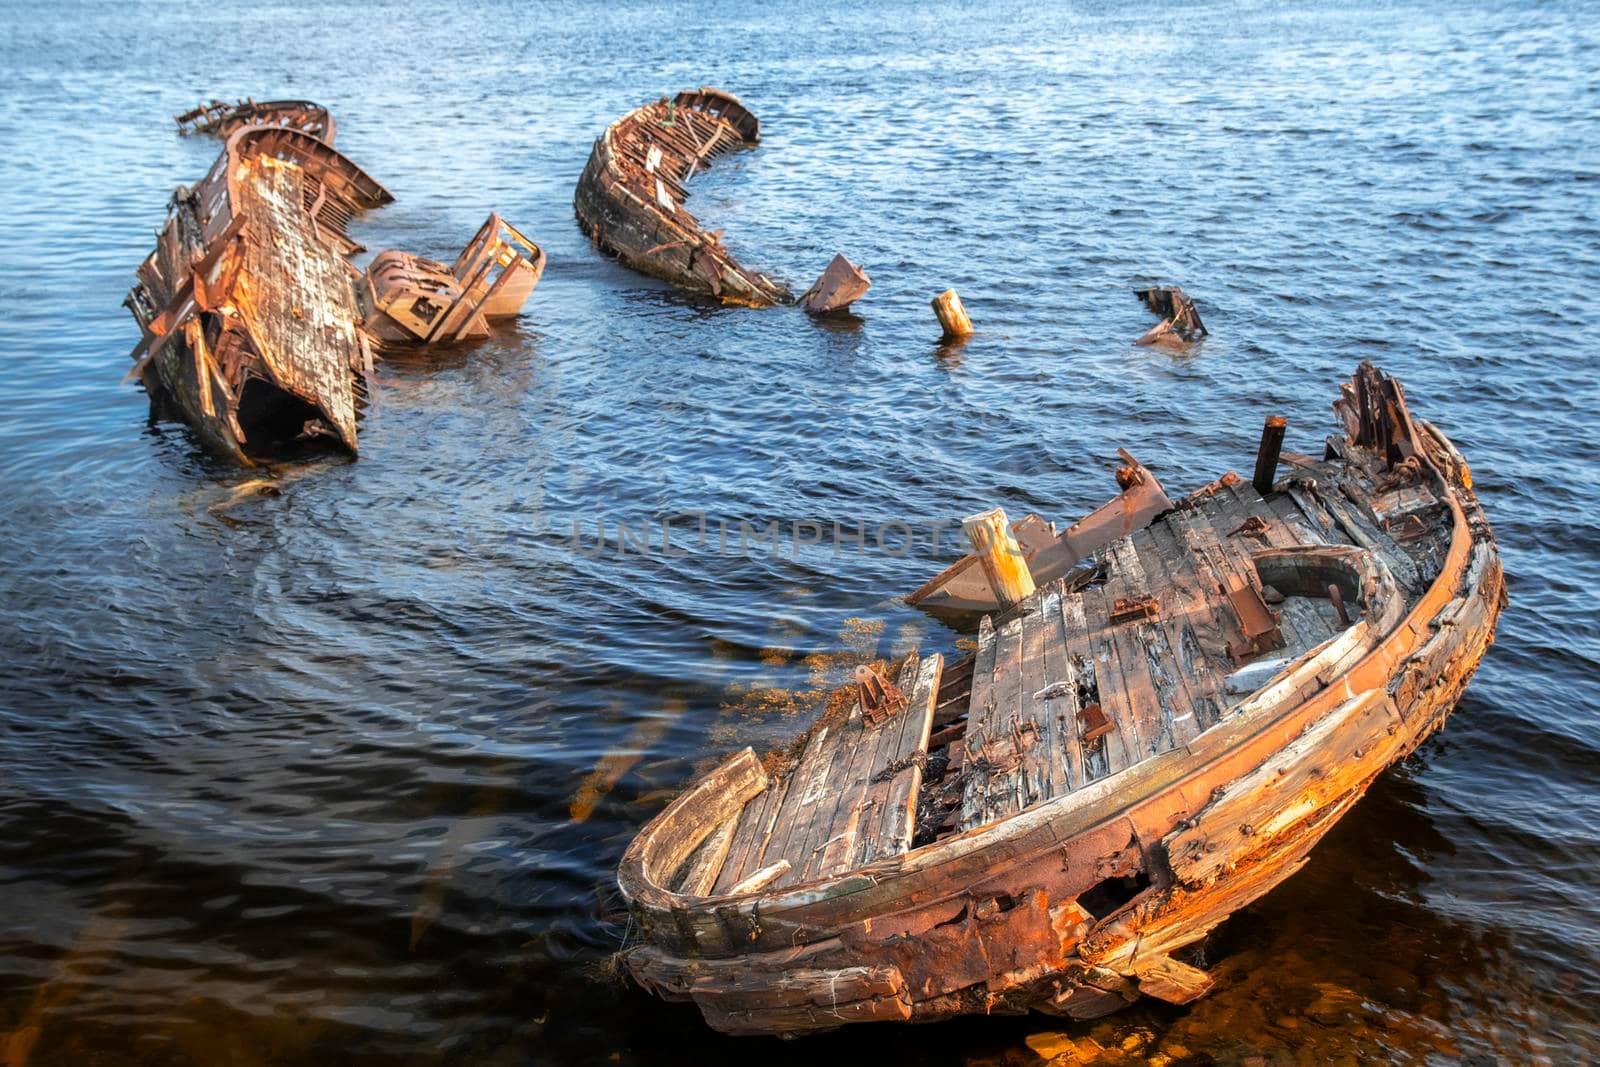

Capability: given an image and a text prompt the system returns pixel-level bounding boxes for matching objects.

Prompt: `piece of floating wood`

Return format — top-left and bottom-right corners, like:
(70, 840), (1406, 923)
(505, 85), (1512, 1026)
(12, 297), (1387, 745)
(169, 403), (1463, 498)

(931, 288), (973, 339)
(800, 253), (871, 315)
(125, 119), (544, 466)
(1134, 285), (1207, 348)
(617, 361), (1505, 1037)
(574, 87), (791, 307)
(907, 450), (1174, 617)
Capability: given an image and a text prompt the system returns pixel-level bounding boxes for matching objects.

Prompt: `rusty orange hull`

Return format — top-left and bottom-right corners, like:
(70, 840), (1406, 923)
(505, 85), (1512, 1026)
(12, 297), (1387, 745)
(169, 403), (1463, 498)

(617, 363), (1503, 1035)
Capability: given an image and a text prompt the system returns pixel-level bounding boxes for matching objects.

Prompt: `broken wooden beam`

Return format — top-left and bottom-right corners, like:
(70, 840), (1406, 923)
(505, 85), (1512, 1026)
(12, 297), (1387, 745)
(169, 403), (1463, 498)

(932, 288), (973, 339)
(961, 507), (1035, 609)
(1134, 285), (1207, 348)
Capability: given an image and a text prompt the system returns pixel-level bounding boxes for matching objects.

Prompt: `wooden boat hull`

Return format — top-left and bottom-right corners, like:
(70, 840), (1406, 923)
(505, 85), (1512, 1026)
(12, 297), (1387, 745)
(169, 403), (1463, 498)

(574, 88), (790, 307)
(617, 365), (1504, 1035)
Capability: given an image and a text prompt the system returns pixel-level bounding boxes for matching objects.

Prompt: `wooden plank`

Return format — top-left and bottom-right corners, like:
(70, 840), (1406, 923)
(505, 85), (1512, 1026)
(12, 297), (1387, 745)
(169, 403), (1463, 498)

(1058, 591), (1114, 782)
(1143, 516), (1234, 727)
(1077, 580), (1138, 777)
(1113, 535), (1207, 751)
(959, 612), (1026, 829)
(713, 772), (787, 894)
(676, 816), (738, 897)
(1038, 585), (1084, 796)
(752, 699), (850, 886)
(1326, 480), (1423, 591)
(800, 656), (918, 881)
(855, 652), (942, 866)
(1102, 538), (1184, 758)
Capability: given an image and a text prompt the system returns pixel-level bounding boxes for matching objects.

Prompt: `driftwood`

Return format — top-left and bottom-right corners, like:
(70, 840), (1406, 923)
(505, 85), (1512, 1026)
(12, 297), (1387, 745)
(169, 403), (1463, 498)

(574, 88), (791, 306)
(1134, 285), (1207, 348)
(126, 103), (545, 464)
(617, 363), (1504, 1037)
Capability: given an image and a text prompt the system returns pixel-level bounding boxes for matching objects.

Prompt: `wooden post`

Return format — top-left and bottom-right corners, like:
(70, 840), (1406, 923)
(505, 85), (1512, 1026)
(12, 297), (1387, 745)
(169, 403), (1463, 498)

(962, 507), (1035, 609)
(932, 289), (973, 339)
(1253, 415), (1287, 496)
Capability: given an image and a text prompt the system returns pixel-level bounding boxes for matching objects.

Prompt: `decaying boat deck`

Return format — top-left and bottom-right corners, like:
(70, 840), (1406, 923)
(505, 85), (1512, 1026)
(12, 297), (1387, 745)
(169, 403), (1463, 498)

(623, 363), (1503, 1036)
(677, 453), (1418, 897)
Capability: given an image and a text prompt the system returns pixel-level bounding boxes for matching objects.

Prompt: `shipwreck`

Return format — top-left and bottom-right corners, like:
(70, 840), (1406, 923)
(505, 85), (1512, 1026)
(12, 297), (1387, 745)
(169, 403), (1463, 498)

(617, 362), (1503, 1036)
(175, 97), (337, 144)
(126, 104), (545, 464)
(574, 88), (792, 307)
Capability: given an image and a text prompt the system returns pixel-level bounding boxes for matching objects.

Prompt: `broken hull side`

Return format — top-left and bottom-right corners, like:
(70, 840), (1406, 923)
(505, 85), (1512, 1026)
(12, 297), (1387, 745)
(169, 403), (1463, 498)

(573, 89), (790, 307)
(617, 400), (1503, 1036)
(126, 125), (393, 465)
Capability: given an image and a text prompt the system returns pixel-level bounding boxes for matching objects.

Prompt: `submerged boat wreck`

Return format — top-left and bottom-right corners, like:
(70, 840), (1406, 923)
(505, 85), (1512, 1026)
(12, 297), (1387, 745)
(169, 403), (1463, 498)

(618, 362), (1503, 1036)
(1134, 286), (1207, 349)
(127, 116), (544, 464)
(176, 97), (337, 144)
(574, 88), (791, 306)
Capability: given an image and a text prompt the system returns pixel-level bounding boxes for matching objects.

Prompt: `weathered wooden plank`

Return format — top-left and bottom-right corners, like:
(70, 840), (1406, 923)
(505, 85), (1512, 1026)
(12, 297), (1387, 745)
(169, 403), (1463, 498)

(676, 816), (738, 897)
(960, 612), (1026, 829)
(856, 652), (942, 866)
(1143, 517), (1234, 730)
(1078, 581), (1139, 777)
(1058, 591), (1115, 782)
(1102, 538), (1183, 758)
(1129, 527), (1221, 743)
(1113, 534), (1203, 751)
(1038, 585), (1084, 796)
(713, 772), (788, 894)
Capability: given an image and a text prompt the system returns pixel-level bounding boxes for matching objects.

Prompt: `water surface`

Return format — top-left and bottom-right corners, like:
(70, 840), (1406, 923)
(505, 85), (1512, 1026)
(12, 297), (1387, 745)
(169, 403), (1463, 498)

(0, 1), (1596, 1063)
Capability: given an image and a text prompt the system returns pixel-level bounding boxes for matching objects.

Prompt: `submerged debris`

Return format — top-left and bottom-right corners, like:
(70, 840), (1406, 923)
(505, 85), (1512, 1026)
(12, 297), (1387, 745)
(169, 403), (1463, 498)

(126, 103), (545, 464)
(932, 287), (974, 339)
(1134, 285), (1207, 348)
(362, 214), (546, 346)
(800, 254), (871, 316)
(574, 88), (791, 306)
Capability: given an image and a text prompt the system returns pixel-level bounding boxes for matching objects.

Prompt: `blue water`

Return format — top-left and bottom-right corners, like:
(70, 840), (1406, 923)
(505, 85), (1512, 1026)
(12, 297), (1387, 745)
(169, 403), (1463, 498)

(0, 1), (1595, 1063)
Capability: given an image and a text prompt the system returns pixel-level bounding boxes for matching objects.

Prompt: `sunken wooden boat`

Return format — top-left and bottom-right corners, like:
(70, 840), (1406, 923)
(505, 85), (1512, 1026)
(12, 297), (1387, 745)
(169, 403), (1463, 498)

(176, 98), (337, 144)
(126, 121), (545, 464)
(617, 362), (1503, 1036)
(574, 88), (791, 306)
(125, 125), (392, 463)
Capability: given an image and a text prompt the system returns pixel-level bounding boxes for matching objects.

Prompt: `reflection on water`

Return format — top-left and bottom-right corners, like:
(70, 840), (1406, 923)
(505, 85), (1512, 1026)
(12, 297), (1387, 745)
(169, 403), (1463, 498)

(1, 0), (1597, 1063)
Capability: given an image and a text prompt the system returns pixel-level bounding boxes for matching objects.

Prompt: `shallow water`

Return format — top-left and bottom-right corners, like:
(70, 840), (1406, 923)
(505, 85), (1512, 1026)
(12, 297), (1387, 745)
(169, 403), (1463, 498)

(1, 1), (1597, 1063)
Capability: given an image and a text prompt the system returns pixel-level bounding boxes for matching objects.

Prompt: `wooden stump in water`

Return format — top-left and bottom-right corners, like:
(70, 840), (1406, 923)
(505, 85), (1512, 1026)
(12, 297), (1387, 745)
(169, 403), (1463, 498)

(932, 288), (973, 339)
(962, 507), (1034, 609)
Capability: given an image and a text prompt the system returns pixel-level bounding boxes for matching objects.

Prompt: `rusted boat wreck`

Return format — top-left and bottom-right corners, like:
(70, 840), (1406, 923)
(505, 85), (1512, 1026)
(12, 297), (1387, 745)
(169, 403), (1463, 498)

(575, 88), (791, 306)
(127, 112), (544, 464)
(175, 97), (337, 144)
(618, 362), (1503, 1035)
